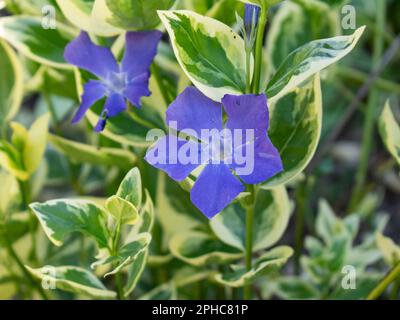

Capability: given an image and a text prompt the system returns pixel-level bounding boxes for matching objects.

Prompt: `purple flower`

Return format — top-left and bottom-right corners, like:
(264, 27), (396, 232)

(145, 87), (283, 219)
(244, 3), (260, 40)
(64, 31), (162, 131)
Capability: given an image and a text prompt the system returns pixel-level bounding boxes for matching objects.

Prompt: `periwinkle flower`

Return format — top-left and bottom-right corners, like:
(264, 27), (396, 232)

(64, 31), (162, 131)
(145, 87), (283, 218)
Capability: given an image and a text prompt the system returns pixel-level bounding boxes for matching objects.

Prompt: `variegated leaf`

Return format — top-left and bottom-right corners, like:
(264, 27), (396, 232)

(26, 265), (116, 299)
(378, 101), (400, 166)
(262, 74), (322, 188)
(266, 26), (365, 102)
(158, 10), (249, 101)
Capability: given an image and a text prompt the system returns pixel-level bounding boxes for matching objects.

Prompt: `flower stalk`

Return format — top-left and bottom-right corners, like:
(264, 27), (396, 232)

(367, 262), (400, 300)
(244, 184), (255, 300)
(251, 4), (268, 93)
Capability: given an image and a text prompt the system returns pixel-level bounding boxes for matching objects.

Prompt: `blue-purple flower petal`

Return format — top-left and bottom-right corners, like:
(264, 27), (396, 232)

(123, 73), (152, 107)
(121, 31), (162, 82)
(94, 117), (107, 132)
(190, 164), (244, 219)
(72, 80), (106, 124)
(103, 93), (126, 117)
(166, 87), (223, 138)
(231, 135), (283, 184)
(145, 135), (202, 181)
(64, 32), (119, 79)
(222, 93), (269, 140)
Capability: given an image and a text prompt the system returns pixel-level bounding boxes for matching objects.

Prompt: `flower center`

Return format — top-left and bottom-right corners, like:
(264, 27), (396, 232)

(104, 71), (128, 95)
(205, 131), (233, 163)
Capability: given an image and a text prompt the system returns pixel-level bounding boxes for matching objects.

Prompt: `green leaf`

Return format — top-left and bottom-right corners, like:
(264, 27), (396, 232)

(138, 282), (177, 300)
(124, 250), (148, 297)
(274, 277), (319, 299)
(378, 100), (400, 166)
(266, 26), (365, 102)
(0, 140), (28, 180)
(0, 215), (30, 244)
(210, 186), (291, 252)
(376, 232), (400, 266)
(332, 274), (381, 300)
(169, 231), (242, 266)
(85, 108), (153, 147)
(95, 233), (151, 277)
(105, 195), (139, 225)
(266, 0), (337, 77)
(262, 74), (322, 188)
(137, 190), (155, 233)
(49, 134), (136, 169)
(0, 170), (18, 215)
(105, 0), (175, 30)
(159, 10), (249, 101)
(56, 0), (122, 36)
(23, 113), (50, 175)
(26, 265), (116, 299)
(155, 172), (206, 244)
(117, 167), (142, 208)
(0, 16), (75, 69)
(0, 40), (23, 128)
(315, 199), (352, 245)
(4, 0), (59, 16)
(214, 246), (293, 287)
(30, 199), (110, 248)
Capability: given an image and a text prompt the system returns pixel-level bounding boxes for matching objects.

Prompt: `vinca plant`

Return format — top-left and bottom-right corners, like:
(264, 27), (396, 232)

(0, 0), (399, 301)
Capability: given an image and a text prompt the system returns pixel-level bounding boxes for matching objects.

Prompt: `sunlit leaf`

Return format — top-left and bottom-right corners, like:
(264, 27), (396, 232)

(0, 16), (75, 68)
(159, 10), (249, 101)
(210, 186), (291, 252)
(26, 265), (116, 299)
(56, 0), (122, 36)
(266, 26), (365, 102)
(214, 246), (293, 287)
(105, 0), (175, 30)
(105, 195), (139, 225)
(169, 231), (242, 266)
(30, 199), (110, 248)
(262, 75), (322, 188)
(0, 40), (23, 128)
(378, 100), (400, 166)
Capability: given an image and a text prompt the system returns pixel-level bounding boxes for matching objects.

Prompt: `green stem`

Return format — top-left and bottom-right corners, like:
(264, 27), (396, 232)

(18, 179), (30, 211)
(0, 123), (7, 139)
(390, 278), (400, 300)
(18, 179), (38, 263)
(243, 185), (255, 300)
(3, 237), (49, 299)
(151, 63), (172, 107)
(112, 220), (124, 299)
(367, 262), (400, 300)
(336, 67), (400, 94)
(245, 48), (252, 94)
(251, 5), (268, 94)
(114, 270), (124, 300)
(348, 0), (386, 212)
(294, 181), (307, 275)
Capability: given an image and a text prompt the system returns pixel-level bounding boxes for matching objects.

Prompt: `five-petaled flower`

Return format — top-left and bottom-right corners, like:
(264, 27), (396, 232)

(145, 87), (283, 219)
(64, 31), (162, 131)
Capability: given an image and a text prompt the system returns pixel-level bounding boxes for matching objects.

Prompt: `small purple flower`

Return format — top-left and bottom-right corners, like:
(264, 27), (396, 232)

(64, 31), (162, 131)
(244, 3), (260, 40)
(145, 87), (283, 219)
